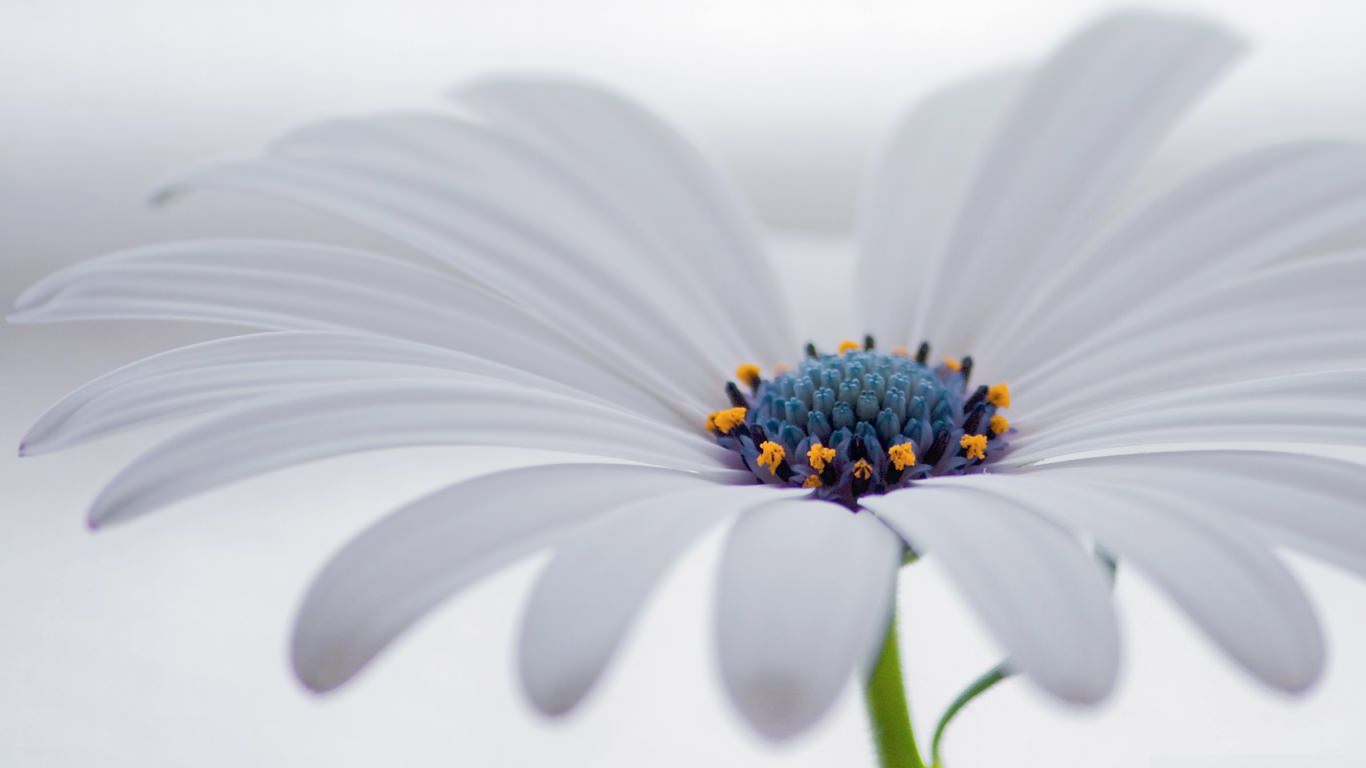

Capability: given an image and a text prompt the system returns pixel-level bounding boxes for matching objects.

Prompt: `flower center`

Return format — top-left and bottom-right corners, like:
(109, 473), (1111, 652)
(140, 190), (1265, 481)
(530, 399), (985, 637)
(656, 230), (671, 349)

(708, 337), (1012, 506)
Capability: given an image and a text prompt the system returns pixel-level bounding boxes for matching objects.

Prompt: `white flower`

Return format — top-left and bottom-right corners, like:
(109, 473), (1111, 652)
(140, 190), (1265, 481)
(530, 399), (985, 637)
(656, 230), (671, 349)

(12, 9), (1366, 746)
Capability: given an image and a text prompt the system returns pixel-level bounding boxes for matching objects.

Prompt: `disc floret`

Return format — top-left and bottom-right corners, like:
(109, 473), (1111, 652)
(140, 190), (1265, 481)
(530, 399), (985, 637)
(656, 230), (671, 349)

(708, 338), (1012, 506)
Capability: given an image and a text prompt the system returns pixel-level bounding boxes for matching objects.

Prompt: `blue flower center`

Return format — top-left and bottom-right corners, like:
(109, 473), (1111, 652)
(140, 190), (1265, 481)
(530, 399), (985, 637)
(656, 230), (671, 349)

(708, 338), (1012, 506)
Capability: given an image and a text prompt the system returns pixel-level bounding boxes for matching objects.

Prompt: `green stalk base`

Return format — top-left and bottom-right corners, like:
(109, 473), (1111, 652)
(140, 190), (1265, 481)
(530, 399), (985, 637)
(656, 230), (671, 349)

(862, 603), (925, 768)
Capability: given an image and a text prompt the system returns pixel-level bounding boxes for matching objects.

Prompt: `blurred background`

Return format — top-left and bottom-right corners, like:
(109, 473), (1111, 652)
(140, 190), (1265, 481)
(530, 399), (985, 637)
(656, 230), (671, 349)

(4, 1), (1366, 765)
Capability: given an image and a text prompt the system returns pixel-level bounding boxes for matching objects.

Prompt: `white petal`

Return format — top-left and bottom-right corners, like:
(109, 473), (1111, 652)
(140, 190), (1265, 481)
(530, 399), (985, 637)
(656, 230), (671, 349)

(917, 11), (1241, 355)
(986, 143), (1366, 382)
(969, 467), (1324, 691)
(518, 483), (801, 715)
(269, 111), (766, 370)
(195, 160), (729, 411)
(9, 239), (685, 423)
(162, 157), (730, 406)
(717, 500), (901, 739)
(21, 331), (600, 455)
(1022, 451), (1366, 581)
(457, 76), (795, 364)
(856, 68), (1028, 342)
(864, 485), (1118, 703)
(1015, 251), (1366, 422)
(90, 379), (746, 526)
(292, 463), (717, 692)
(1007, 369), (1366, 465)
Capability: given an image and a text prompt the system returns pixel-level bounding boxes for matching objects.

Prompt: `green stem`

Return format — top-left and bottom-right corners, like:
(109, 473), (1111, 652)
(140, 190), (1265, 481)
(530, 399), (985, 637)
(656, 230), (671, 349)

(928, 662), (1012, 768)
(862, 601), (925, 768)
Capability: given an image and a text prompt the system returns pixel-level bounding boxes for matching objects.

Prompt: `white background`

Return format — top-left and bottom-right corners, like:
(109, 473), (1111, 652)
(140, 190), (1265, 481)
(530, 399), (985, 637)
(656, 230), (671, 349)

(4, 1), (1366, 765)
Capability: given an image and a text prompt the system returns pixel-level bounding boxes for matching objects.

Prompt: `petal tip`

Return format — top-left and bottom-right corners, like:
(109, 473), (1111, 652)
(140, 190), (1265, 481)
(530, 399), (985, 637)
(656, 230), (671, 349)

(86, 494), (130, 530)
(1028, 654), (1119, 707)
(517, 639), (597, 718)
(290, 618), (362, 696)
(148, 184), (187, 207)
(1260, 649), (1325, 696)
(18, 427), (56, 457)
(725, 668), (832, 742)
(290, 649), (346, 695)
(296, 672), (334, 695)
(522, 679), (584, 719)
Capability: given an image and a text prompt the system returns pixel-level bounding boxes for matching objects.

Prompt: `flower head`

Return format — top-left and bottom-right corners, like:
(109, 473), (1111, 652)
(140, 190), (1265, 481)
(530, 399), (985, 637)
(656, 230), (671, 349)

(714, 342), (1009, 504)
(12, 9), (1366, 752)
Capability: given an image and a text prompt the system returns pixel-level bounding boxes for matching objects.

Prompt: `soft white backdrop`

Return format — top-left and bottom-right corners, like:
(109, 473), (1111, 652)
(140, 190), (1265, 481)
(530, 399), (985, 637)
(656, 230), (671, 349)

(4, 1), (1366, 765)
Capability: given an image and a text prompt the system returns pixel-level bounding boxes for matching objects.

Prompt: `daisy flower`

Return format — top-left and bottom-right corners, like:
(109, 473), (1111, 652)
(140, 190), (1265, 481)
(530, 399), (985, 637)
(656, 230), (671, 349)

(13, 9), (1366, 766)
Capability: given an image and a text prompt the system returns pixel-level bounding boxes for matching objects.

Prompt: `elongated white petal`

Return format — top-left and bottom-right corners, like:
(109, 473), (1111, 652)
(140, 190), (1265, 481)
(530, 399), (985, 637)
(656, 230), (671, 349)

(864, 486), (1118, 702)
(1017, 252), (1366, 421)
(1007, 369), (1366, 465)
(90, 379), (747, 526)
(961, 468), (1324, 691)
(717, 500), (901, 739)
(987, 144), (1366, 382)
(292, 463), (718, 692)
(919, 11), (1241, 355)
(1024, 325), (1366, 428)
(519, 484), (801, 715)
(1019, 451), (1366, 581)
(161, 159), (727, 407)
(167, 157), (734, 403)
(22, 331), (598, 455)
(457, 76), (795, 363)
(270, 111), (766, 370)
(9, 239), (687, 423)
(857, 68), (1028, 343)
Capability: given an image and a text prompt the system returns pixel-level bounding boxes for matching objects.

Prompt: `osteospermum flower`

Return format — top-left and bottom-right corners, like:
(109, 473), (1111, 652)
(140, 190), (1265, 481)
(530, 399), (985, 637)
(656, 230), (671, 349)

(14, 10), (1366, 765)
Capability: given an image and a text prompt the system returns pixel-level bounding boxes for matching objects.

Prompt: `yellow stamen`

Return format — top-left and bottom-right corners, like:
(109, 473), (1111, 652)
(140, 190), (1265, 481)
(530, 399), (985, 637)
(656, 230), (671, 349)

(960, 434), (988, 460)
(888, 443), (917, 471)
(756, 441), (786, 475)
(943, 358), (962, 373)
(838, 339), (860, 354)
(807, 442), (836, 472)
(735, 363), (761, 389)
(990, 414), (1010, 436)
(803, 474), (823, 488)
(852, 459), (873, 480)
(707, 407), (747, 434)
(987, 382), (1011, 408)
(891, 346), (909, 357)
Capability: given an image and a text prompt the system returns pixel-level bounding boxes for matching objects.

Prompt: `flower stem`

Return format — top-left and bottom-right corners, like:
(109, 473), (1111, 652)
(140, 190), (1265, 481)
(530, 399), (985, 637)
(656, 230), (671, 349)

(862, 601), (925, 768)
(928, 662), (1011, 767)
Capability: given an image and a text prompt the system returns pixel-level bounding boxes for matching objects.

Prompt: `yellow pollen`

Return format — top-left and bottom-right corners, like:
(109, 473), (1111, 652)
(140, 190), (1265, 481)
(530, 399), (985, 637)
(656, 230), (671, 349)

(807, 442), (836, 472)
(888, 443), (917, 471)
(707, 407), (747, 434)
(803, 474), (823, 488)
(852, 459), (873, 480)
(756, 441), (786, 474)
(735, 363), (761, 388)
(987, 382), (1011, 408)
(891, 346), (909, 356)
(961, 434), (988, 460)
(990, 414), (1010, 436)
(943, 358), (962, 373)
(838, 339), (860, 354)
